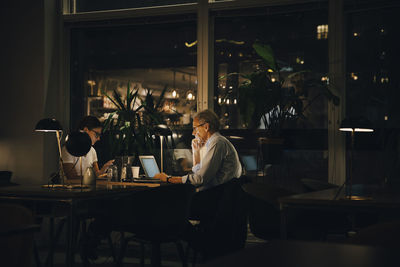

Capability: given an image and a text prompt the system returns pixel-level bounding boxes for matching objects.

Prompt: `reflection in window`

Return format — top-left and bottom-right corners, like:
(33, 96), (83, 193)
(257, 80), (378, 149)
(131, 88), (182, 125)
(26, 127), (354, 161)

(317, 24), (328, 40)
(346, 5), (400, 128)
(70, 19), (197, 130)
(214, 4), (329, 129)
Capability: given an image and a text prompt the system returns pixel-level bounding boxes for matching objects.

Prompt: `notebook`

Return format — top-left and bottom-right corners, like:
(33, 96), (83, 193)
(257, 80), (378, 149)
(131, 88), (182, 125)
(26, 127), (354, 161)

(136, 155), (161, 182)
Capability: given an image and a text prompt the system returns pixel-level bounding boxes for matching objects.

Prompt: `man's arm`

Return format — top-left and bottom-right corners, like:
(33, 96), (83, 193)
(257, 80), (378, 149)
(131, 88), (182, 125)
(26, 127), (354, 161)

(153, 172), (183, 183)
(187, 140), (225, 186)
(192, 138), (204, 166)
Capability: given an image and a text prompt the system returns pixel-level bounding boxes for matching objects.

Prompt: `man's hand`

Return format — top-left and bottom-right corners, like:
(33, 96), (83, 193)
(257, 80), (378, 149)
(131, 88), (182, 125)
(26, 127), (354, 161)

(154, 172), (168, 182)
(192, 138), (205, 166)
(191, 138), (205, 150)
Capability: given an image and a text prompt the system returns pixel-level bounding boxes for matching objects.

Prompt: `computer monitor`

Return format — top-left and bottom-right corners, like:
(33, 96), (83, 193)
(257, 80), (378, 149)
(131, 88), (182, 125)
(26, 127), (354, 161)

(139, 155), (160, 178)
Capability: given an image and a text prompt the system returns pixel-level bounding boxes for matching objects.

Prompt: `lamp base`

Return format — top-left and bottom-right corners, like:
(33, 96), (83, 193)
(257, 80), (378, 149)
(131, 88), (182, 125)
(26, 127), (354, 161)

(42, 184), (90, 189)
(343, 195), (372, 201)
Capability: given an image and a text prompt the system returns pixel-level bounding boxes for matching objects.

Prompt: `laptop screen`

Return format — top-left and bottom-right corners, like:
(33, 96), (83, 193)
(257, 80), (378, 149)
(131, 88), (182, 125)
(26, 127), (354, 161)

(139, 156), (160, 178)
(240, 155), (258, 172)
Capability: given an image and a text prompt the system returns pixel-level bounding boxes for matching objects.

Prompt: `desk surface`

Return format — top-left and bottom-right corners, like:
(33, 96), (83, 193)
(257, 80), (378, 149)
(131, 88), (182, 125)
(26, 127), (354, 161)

(0, 180), (162, 200)
(279, 187), (400, 209)
(200, 240), (399, 267)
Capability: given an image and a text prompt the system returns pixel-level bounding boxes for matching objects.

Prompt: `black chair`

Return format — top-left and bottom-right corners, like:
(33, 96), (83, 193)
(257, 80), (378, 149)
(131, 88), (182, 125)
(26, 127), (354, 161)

(0, 171), (18, 187)
(242, 182), (294, 240)
(186, 178), (248, 265)
(0, 203), (40, 267)
(348, 220), (400, 247)
(113, 183), (196, 267)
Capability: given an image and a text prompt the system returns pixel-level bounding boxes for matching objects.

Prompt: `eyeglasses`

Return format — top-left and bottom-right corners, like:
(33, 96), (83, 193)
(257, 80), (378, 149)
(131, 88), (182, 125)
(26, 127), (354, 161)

(193, 122), (206, 132)
(90, 129), (102, 138)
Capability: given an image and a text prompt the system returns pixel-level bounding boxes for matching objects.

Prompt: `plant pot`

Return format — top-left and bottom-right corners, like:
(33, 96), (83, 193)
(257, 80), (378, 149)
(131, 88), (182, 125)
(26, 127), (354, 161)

(258, 137), (284, 165)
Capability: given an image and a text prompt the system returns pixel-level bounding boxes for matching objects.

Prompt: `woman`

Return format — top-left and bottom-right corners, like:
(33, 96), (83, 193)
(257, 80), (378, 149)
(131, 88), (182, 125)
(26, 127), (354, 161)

(62, 116), (114, 179)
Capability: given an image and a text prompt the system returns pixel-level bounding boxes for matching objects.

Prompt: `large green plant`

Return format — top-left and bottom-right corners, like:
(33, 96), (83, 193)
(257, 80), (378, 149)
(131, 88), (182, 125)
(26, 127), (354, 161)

(236, 42), (339, 137)
(102, 83), (167, 158)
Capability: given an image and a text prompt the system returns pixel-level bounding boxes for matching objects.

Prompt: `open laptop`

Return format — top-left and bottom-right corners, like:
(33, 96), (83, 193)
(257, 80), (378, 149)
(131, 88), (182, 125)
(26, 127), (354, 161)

(240, 154), (258, 176)
(136, 155), (161, 183)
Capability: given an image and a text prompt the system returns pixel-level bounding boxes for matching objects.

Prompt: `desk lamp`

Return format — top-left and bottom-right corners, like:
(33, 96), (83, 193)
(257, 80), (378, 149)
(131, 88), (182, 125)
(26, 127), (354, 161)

(65, 131), (92, 187)
(154, 124), (172, 173)
(35, 118), (65, 185)
(339, 117), (373, 200)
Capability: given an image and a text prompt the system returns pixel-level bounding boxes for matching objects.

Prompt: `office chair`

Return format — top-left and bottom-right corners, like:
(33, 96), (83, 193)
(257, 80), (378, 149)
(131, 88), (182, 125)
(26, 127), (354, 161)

(113, 183), (196, 267)
(242, 182), (294, 240)
(186, 177), (248, 265)
(0, 203), (40, 267)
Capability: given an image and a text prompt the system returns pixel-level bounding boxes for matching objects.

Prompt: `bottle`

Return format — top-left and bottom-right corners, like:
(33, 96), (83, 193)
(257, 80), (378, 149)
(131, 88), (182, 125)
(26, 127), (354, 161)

(112, 165), (118, 181)
(121, 163), (127, 181)
(107, 166), (113, 182)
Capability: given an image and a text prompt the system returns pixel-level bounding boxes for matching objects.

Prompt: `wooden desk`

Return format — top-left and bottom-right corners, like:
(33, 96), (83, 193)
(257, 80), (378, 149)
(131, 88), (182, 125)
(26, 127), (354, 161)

(0, 182), (162, 267)
(200, 240), (399, 267)
(279, 187), (400, 239)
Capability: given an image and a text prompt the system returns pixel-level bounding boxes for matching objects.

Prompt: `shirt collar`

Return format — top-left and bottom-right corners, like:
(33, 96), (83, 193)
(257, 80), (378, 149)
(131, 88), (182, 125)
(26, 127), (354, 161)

(205, 132), (220, 148)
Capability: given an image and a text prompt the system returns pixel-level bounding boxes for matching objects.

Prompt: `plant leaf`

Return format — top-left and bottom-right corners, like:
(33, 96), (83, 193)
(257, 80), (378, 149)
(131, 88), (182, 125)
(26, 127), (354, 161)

(253, 42), (277, 71)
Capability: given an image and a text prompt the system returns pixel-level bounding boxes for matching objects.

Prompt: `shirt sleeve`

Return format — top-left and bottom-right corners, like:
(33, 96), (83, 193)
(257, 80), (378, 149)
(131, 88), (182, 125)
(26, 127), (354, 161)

(187, 140), (225, 186)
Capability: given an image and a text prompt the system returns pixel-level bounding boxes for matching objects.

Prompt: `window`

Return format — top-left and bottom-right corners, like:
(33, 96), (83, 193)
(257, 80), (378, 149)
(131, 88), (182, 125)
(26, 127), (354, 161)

(213, 3), (329, 129)
(345, 3), (400, 129)
(69, 17), (197, 129)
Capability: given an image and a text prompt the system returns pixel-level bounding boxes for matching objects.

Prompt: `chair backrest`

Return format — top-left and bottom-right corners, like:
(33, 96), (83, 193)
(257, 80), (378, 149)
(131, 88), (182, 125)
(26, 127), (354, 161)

(192, 178), (248, 259)
(0, 204), (35, 267)
(242, 182), (294, 240)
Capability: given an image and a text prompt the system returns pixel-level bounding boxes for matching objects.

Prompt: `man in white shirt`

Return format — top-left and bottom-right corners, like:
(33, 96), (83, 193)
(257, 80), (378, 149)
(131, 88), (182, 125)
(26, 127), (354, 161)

(155, 109), (242, 191)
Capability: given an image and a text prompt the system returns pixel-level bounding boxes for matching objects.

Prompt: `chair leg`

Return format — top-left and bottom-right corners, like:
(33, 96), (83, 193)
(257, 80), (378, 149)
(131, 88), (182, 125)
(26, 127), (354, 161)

(150, 241), (161, 267)
(33, 239), (42, 267)
(107, 235), (117, 263)
(192, 249), (198, 267)
(140, 242), (145, 267)
(116, 233), (128, 267)
(175, 241), (187, 267)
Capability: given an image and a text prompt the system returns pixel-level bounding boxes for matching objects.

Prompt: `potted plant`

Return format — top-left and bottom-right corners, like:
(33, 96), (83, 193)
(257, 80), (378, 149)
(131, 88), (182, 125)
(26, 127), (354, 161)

(233, 42), (339, 164)
(102, 83), (167, 172)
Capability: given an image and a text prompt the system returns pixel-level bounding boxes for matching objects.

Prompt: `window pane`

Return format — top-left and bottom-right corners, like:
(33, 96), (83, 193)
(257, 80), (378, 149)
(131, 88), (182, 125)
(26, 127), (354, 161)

(214, 4), (329, 130)
(345, 4), (400, 129)
(70, 19), (197, 130)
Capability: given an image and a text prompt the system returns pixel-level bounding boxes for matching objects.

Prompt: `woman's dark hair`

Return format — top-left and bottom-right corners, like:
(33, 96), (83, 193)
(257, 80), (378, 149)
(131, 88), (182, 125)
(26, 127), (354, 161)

(77, 116), (102, 130)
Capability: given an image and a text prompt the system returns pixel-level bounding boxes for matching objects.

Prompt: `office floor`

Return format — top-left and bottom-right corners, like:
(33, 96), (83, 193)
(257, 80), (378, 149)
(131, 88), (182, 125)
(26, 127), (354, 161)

(38, 225), (266, 267)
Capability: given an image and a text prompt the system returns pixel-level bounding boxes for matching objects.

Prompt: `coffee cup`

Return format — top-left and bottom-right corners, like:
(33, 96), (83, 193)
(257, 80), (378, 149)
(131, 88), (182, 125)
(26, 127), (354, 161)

(131, 166), (140, 178)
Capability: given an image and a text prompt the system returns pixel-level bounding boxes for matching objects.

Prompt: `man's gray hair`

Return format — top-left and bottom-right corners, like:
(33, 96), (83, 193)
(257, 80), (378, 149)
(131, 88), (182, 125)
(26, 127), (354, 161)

(195, 109), (220, 132)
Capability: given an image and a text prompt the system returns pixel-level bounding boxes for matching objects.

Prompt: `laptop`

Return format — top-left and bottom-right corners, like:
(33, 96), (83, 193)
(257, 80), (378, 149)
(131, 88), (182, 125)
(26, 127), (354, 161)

(240, 154), (258, 175)
(136, 155), (161, 182)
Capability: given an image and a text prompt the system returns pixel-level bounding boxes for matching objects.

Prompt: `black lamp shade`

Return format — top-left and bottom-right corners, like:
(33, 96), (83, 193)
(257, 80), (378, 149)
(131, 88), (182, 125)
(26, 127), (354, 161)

(35, 118), (62, 132)
(339, 117), (374, 132)
(65, 131), (92, 157)
(154, 124), (172, 136)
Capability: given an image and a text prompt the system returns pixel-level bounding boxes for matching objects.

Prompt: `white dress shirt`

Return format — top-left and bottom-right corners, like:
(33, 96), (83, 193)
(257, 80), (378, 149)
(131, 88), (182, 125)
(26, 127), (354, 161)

(182, 132), (242, 191)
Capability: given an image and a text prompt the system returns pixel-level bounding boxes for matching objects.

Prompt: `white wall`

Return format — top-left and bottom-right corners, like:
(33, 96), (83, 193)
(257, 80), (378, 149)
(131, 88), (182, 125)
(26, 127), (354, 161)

(0, 0), (62, 184)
